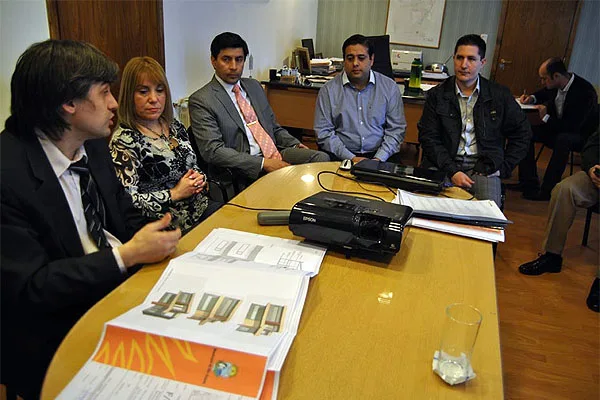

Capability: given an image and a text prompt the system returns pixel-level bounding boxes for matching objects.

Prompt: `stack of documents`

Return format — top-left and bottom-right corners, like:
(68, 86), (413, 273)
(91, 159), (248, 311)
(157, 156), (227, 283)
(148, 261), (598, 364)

(329, 57), (344, 71)
(394, 190), (510, 242)
(58, 228), (327, 400)
(309, 58), (335, 75)
(422, 71), (449, 80)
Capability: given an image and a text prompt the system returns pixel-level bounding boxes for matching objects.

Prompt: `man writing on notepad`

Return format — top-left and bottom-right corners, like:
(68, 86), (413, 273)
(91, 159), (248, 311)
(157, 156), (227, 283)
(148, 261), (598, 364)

(418, 34), (531, 207)
(516, 57), (598, 201)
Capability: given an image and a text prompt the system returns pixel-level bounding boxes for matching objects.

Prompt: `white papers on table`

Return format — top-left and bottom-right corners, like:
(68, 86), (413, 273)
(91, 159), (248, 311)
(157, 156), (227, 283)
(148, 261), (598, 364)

(193, 228), (327, 277)
(58, 228), (325, 400)
(396, 190), (508, 223)
(59, 260), (309, 399)
(59, 361), (249, 400)
(393, 190), (506, 242)
(405, 217), (505, 242)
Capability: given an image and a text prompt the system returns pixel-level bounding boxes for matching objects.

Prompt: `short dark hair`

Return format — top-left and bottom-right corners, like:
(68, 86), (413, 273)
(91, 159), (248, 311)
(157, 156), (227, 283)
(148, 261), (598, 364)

(454, 34), (486, 59)
(342, 34), (374, 57)
(5, 39), (118, 141)
(210, 32), (249, 59)
(544, 57), (568, 77)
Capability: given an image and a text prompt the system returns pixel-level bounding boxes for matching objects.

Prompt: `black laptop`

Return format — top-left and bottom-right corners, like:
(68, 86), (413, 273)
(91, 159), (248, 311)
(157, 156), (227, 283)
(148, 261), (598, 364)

(351, 159), (446, 194)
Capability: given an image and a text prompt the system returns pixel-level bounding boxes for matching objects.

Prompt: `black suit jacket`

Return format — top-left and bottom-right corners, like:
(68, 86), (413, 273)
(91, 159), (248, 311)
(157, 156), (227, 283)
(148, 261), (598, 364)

(0, 129), (147, 397)
(533, 74), (599, 140)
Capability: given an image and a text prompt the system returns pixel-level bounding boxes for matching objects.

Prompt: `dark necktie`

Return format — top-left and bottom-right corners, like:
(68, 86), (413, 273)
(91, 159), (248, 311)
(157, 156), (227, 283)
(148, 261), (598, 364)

(69, 157), (111, 249)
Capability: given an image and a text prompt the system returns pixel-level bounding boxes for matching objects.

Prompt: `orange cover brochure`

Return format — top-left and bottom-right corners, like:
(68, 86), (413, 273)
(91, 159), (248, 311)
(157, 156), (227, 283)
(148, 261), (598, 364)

(58, 323), (268, 399)
(58, 258), (309, 399)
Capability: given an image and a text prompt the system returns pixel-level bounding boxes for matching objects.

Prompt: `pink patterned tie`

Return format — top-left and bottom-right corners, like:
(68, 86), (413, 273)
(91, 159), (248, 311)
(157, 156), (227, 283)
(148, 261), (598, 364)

(232, 84), (282, 160)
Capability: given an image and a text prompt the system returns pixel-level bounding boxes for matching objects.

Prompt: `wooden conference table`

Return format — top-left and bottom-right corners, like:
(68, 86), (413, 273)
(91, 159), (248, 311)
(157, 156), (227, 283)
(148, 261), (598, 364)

(42, 162), (503, 399)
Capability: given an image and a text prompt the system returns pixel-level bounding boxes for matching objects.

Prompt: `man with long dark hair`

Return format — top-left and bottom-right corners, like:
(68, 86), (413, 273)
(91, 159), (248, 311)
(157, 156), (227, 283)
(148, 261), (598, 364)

(1, 40), (181, 398)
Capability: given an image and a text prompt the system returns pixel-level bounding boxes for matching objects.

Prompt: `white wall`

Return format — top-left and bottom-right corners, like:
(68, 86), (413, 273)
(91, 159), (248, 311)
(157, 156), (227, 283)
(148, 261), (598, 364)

(163, 0), (318, 101)
(0, 0), (50, 127)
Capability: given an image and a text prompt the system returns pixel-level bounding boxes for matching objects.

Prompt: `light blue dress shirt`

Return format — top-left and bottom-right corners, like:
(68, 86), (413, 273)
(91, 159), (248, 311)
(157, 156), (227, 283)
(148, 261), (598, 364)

(314, 70), (406, 161)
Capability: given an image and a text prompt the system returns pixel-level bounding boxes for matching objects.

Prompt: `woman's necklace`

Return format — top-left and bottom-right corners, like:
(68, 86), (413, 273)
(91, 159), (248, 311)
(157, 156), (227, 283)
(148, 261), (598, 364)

(141, 121), (178, 151)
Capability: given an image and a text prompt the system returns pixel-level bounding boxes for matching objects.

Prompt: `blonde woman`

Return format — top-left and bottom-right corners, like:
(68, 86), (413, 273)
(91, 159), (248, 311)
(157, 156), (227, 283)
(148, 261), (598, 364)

(110, 57), (221, 234)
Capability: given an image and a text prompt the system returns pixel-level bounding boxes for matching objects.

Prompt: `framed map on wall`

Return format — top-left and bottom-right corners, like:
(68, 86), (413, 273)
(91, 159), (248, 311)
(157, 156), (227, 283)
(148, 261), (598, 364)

(385, 0), (446, 48)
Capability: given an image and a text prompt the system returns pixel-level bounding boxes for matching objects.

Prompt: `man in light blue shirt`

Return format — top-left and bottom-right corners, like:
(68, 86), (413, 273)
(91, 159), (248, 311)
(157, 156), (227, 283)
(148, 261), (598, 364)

(314, 34), (406, 163)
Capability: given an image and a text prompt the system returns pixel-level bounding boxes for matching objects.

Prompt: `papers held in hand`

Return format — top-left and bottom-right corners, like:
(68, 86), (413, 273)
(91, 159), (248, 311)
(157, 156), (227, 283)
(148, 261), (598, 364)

(395, 190), (511, 229)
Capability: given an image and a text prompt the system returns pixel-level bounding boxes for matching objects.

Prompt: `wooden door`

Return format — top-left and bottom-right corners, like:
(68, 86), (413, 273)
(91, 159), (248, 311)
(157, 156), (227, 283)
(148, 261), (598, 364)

(491, 0), (581, 95)
(46, 0), (164, 95)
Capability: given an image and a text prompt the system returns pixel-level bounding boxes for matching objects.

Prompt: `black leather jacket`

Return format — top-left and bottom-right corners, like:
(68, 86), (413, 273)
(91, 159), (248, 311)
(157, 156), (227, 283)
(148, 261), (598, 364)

(418, 76), (532, 179)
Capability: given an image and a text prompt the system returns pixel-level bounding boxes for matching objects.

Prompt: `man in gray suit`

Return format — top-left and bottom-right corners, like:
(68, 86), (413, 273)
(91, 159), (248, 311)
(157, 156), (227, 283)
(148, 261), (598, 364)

(189, 32), (328, 192)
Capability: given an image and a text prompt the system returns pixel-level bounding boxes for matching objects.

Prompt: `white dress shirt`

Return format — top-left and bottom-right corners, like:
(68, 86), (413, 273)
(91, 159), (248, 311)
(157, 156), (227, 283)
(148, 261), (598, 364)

(215, 75), (263, 156)
(37, 133), (126, 273)
(554, 72), (574, 119)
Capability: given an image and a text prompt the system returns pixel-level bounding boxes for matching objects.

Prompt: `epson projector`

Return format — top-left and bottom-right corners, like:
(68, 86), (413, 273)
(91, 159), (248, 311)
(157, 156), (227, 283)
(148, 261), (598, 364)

(289, 192), (413, 255)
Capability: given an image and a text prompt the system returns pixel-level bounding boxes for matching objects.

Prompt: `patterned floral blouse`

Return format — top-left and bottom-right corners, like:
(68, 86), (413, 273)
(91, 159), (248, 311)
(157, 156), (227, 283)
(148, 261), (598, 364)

(109, 119), (208, 234)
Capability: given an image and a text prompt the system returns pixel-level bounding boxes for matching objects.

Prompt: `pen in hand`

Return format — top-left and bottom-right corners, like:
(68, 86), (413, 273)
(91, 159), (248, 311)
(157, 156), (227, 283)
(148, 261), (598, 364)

(519, 89), (526, 103)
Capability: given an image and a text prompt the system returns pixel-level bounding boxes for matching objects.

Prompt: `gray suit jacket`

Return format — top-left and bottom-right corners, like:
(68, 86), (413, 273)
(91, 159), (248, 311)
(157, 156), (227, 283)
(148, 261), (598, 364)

(189, 76), (299, 179)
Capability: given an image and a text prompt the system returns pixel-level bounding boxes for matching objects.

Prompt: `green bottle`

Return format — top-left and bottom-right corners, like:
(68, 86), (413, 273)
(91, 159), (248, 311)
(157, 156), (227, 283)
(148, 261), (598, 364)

(408, 57), (422, 91)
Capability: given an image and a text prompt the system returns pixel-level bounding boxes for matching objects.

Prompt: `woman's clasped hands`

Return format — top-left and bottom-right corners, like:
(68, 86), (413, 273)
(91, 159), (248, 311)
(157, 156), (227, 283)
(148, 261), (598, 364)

(170, 169), (208, 201)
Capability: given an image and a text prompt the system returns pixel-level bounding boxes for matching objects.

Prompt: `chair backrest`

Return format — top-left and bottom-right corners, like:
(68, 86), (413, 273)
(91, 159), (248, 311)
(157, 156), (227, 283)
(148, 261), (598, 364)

(186, 125), (206, 170)
(365, 35), (394, 79)
(186, 125), (247, 201)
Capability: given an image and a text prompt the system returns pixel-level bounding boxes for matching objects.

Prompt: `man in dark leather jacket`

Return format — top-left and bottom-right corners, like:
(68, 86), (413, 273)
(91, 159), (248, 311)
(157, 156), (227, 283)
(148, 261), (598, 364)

(418, 34), (531, 207)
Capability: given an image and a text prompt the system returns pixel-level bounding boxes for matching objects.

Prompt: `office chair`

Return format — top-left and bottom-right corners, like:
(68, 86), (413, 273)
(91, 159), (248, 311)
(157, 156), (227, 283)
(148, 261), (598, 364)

(365, 35), (394, 79)
(582, 203), (599, 246)
(535, 144), (575, 176)
(186, 126), (234, 203)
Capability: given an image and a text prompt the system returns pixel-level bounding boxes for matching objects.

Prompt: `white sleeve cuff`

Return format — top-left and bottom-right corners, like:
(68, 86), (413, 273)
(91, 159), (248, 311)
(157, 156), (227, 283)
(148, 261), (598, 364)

(112, 247), (127, 274)
(531, 95), (537, 104)
(542, 114), (550, 123)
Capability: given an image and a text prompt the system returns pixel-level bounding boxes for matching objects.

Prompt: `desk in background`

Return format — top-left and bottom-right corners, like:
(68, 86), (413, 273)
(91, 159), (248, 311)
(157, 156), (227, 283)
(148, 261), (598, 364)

(263, 81), (426, 148)
(43, 162), (503, 399)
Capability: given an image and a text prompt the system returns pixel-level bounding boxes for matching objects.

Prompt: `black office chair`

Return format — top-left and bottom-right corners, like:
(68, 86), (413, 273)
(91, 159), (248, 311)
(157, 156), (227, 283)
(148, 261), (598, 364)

(535, 144), (576, 176)
(186, 126), (233, 203)
(582, 203), (599, 246)
(186, 126), (250, 202)
(365, 34), (394, 79)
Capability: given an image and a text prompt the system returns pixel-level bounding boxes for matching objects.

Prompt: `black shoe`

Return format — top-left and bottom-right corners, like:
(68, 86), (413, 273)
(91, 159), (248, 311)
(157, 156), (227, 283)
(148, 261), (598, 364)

(519, 253), (562, 275)
(586, 278), (599, 313)
(522, 189), (551, 201)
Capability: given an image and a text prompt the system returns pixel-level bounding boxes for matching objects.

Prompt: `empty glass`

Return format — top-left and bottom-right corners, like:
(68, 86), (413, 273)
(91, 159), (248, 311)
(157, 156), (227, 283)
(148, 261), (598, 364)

(436, 303), (482, 385)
